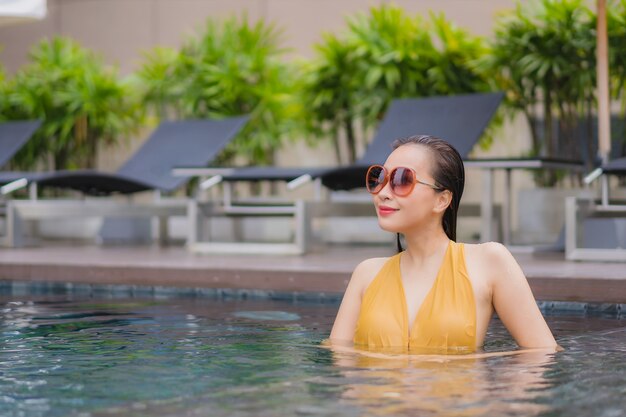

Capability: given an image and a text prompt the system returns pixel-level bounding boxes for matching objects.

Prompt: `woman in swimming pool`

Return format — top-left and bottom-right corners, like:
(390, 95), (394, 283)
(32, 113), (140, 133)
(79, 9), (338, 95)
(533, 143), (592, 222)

(329, 135), (558, 353)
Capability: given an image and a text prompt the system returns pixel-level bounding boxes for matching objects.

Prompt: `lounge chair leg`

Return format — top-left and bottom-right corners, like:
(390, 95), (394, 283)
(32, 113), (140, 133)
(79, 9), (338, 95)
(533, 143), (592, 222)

(6, 202), (24, 248)
(187, 200), (206, 246)
(232, 217), (244, 242)
(502, 168), (512, 245)
(187, 200), (197, 246)
(158, 216), (168, 246)
(565, 197), (576, 260)
(200, 204), (212, 242)
(480, 169), (494, 242)
(565, 196), (590, 260)
(294, 200), (310, 254)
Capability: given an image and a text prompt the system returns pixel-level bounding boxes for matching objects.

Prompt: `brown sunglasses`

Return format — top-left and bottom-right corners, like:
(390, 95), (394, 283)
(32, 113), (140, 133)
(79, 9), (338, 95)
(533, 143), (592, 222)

(366, 164), (442, 196)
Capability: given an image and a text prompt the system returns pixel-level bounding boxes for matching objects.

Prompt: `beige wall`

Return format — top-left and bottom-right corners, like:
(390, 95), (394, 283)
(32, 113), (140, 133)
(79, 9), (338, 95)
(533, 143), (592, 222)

(0, 0), (518, 74)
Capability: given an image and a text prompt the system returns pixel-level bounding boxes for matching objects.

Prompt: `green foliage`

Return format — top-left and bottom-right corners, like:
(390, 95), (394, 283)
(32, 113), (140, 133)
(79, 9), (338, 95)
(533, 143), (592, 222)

(134, 46), (181, 121)
(0, 64), (7, 118)
(1, 37), (142, 170)
(429, 13), (490, 94)
(136, 16), (300, 165)
(479, 0), (597, 186)
(347, 7), (437, 116)
(608, 0), (626, 155)
(300, 34), (364, 163)
(302, 5), (491, 164)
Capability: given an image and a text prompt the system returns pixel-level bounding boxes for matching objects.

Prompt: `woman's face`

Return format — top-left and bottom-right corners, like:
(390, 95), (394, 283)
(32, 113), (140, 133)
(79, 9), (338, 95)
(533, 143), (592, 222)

(373, 144), (447, 234)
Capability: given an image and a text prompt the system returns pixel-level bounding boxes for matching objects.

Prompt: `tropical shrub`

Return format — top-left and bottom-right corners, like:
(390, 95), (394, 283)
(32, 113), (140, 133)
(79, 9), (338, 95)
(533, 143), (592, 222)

(134, 46), (181, 121)
(0, 65), (6, 119)
(480, 0), (597, 186)
(299, 33), (365, 164)
(302, 5), (491, 164)
(608, 0), (626, 157)
(136, 16), (300, 165)
(1, 37), (142, 170)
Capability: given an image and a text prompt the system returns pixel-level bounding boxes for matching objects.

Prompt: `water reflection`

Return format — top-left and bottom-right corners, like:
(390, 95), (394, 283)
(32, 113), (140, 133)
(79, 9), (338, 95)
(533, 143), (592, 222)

(328, 345), (558, 416)
(1, 294), (623, 417)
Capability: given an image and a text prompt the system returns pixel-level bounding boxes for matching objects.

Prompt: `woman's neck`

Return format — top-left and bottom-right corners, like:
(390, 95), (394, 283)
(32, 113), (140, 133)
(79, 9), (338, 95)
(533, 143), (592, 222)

(402, 227), (450, 265)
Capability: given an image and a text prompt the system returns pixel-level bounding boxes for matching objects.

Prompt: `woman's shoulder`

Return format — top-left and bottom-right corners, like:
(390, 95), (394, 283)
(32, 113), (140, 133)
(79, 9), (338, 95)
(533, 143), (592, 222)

(350, 256), (394, 289)
(462, 241), (511, 261)
(353, 256), (393, 276)
(462, 241), (518, 281)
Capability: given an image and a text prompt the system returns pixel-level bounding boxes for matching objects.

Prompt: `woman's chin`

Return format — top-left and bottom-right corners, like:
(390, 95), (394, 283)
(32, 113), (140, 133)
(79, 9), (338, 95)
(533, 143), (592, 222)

(378, 220), (402, 234)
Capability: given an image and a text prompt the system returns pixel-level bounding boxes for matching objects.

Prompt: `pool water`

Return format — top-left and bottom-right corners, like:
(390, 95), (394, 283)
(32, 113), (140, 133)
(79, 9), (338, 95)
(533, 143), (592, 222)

(1, 289), (625, 417)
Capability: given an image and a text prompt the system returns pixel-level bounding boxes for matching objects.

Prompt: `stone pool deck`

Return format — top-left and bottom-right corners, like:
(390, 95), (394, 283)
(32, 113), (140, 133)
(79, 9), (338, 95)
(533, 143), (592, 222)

(0, 243), (625, 303)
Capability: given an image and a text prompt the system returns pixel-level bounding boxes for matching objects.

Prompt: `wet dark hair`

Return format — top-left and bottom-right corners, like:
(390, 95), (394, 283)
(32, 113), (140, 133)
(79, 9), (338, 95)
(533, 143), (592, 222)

(391, 135), (465, 252)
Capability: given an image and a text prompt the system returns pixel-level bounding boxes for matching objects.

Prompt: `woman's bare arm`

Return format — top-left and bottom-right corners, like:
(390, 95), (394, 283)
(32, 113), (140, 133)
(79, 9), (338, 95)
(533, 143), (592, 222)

(329, 258), (383, 343)
(484, 242), (558, 349)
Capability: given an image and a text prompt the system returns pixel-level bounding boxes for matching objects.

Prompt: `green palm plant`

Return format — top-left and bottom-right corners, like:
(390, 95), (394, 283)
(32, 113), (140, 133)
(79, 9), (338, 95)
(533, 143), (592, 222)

(348, 6), (437, 103)
(608, 0), (626, 157)
(480, 0), (596, 185)
(302, 5), (491, 164)
(136, 16), (300, 165)
(0, 65), (7, 120)
(133, 46), (181, 121)
(428, 13), (491, 95)
(2, 37), (142, 170)
(300, 33), (364, 163)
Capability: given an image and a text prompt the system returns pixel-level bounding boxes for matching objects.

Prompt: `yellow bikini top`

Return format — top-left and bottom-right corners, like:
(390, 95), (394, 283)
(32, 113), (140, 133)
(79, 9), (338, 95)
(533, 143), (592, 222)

(354, 240), (477, 353)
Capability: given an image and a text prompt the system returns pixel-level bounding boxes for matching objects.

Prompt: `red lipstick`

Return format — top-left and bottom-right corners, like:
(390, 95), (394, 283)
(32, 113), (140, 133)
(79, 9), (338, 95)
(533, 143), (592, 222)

(377, 205), (398, 216)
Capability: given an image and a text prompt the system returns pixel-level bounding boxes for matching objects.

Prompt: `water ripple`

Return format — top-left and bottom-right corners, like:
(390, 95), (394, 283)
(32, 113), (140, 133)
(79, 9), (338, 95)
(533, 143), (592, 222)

(0, 296), (623, 417)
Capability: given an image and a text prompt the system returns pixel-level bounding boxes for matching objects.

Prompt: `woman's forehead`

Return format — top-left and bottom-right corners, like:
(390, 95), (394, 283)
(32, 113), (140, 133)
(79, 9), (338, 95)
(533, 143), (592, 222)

(384, 145), (433, 171)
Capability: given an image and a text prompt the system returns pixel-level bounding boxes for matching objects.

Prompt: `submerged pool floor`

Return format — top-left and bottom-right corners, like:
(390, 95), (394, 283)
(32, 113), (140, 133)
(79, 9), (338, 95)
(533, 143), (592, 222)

(1, 291), (625, 417)
(0, 244), (625, 303)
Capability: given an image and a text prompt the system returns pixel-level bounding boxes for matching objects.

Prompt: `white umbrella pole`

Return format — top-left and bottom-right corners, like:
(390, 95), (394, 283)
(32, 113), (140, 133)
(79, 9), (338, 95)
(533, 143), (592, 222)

(597, 0), (611, 163)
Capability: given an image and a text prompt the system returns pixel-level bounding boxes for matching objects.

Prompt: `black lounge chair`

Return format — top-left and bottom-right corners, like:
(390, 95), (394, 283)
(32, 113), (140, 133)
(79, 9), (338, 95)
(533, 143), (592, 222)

(185, 93), (504, 254)
(320, 92), (505, 190)
(0, 120), (42, 168)
(589, 156), (626, 186)
(203, 92), (504, 190)
(5, 117), (247, 196)
(4, 117), (248, 247)
(566, 156), (626, 261)
(0, 120), (42, 193)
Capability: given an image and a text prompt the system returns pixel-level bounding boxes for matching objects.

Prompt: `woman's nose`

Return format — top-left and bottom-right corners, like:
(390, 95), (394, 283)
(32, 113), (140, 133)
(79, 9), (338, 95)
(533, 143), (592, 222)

(377, 181), (393, 200)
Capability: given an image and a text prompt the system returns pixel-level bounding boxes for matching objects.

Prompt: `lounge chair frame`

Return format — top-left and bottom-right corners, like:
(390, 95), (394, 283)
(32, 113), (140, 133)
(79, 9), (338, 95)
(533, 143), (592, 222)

(565, 157), (626, 261)
(6, 194), (186, 247)
(565, 196), (626, 261)
(1, 117), (248, 247)
(565, 160), (626, 261)
(180, 171), (500, 255)
(175, 93), (509, 254)
(465, 158), (585, 251)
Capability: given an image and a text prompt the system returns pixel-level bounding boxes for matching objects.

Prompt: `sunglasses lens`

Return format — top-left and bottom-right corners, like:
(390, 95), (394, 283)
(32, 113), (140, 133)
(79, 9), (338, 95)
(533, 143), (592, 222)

(366, 165), (386, 194)
(390, 167), (415, 196)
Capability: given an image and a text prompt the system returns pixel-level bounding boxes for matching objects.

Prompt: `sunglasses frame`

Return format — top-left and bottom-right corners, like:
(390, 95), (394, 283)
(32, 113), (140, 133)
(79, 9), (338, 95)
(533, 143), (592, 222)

(366, 164), (442, 196)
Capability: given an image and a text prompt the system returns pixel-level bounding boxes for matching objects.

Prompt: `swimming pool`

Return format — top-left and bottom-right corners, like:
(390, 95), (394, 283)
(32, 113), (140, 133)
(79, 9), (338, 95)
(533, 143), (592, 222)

(1, 281), (624, 417)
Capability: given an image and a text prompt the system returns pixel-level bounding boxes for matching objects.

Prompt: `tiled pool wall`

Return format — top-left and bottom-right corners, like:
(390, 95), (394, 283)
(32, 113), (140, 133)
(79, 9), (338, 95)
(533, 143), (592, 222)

(0, 279), (343, 304)
(1, 279), (624, 318)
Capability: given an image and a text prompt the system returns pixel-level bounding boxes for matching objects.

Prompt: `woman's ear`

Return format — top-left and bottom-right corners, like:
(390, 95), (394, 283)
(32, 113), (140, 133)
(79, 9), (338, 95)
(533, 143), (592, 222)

(433, 190), (452, 214)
